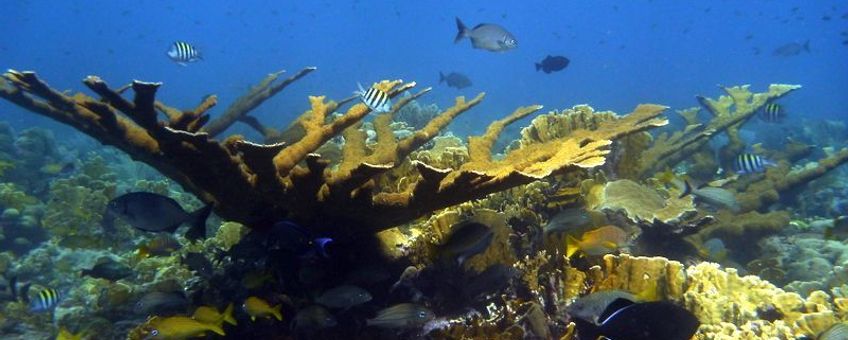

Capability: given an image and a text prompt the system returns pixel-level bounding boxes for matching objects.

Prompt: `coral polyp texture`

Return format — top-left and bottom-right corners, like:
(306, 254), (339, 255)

(0, 69), (667, 234)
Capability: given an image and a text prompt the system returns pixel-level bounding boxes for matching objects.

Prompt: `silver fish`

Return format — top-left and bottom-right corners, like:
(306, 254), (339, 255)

(315, 285), (372, 309)
(366, 303), (434, 329)
(454, 17), (517, 52)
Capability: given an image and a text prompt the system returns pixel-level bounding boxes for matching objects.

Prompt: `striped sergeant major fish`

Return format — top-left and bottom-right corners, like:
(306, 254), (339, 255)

(167, 41), (202, 66)
(734, 153), (774, 174)
(30, 287), (62, 312)
(356, 83), (392, 113)
(759, 103), (785, 122)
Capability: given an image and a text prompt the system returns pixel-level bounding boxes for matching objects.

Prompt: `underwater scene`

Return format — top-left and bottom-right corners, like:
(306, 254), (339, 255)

(1, 1), (848, 339)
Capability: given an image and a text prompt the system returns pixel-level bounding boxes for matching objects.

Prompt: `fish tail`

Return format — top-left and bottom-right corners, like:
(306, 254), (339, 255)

(535, 63), (541, 71)
(439, 72), (445, 83)
(8, 276), (16, 301)
(803, 39), (810, 52)
(185, 205), (213, 241)
(565, 235), (581, 258)
(679, 179), (693, 198)
(271, 304), (283, 321)
(19, 282), (31, 303)
(223, 302), (238, 326)
(137, 245), (150, 258)
(454, 17), (468, 43)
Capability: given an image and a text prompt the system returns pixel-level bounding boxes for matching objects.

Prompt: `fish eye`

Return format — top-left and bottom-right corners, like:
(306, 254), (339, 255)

(418, 311), (427, 318)
(150, 329), (159, 336)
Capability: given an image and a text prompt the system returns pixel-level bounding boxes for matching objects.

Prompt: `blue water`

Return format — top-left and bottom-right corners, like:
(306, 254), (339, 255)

(2, 0), (846, 139)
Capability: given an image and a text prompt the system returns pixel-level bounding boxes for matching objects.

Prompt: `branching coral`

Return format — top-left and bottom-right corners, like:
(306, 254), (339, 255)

(0, 70), (668, 235)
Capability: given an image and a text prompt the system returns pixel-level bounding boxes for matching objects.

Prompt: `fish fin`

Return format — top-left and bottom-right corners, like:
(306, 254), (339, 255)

(439, 72), (445, 83)
(223, 302), (238, 326)
(178, 62), (187, 67)
(19, 282), (31, 303)
(8, 276), (16, 301)
(454, 17), (468, 43)
(207, 323), (225, 336)
(679, 179), (693, 198)
(272, 304), (283, 321)
(565, 235), (581, 258)
(185, 205), (213, 241)
(355, 82), (367, 96)
(535, 63), (541, 71)
(603, 241), (618, 249)
(803, 39), (810, 52)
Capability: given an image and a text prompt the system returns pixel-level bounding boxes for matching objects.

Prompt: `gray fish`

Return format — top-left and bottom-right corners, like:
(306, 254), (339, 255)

(315, 285), (372, 309)
(772, 40), (810, 56)
(543, 207), (592, 235)
(567, 290), (636, 325)
(819, 322), (848, 340)
(464, 264), (517, 299)
(535, 55), (570, 74)
(366, 303), (435, 329)
(678, 180), (741, 212)
(439, 72), (472, 89)
(102, 192), (212, 241)
(293, 305), (337, 330)
(454, 17), (517, 52)
(81, 257), (133, 282)
(134, 291), (188, 316)
(437, 221), (494, 265)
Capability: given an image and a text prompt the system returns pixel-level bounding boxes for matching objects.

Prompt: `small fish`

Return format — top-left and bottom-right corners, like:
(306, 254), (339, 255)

(759, 102), (786, 122)
(138, 234), (182, 258)
(292, 305), (337, 331)
(102, 192), (212, 240)
(181, 252), (214, 278)
(356, 83), (392, 113)
(772, 40), (810, 56)
(192, 303), (237, 328)
(535, 55), (570, 74)
(80, 257), (133, 281)
(243, 296), (282, 321)
(696, 238), (729, 262)
(734, 153), (774, 174)
(454, 17), (517, 52)
(568, 290), (638, 325)
(144, 316), (224, 339)
(819, 322), (848, 340)
(167, 41), (202, 65)
(30, 287), (62, 312)
(389, 266), (420, 293)
(566, 225), (629, 258)
(437, 221), (494, 265)
(679, 180), (741, 212)
(56, 327), (83, 340)
(439, 72), (472, 89)
(544, 207), (593, 235)
(315, 285), (372, 309)
(240, 270), (275, 290)
(134, 291), (188, 316)
(270, 220), (334, 258)
(39, 162), (74, 175)
(366, 303), (435, 329)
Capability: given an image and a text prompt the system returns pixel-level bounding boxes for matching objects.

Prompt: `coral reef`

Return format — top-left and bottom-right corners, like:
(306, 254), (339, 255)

(0, 70), (667, 235)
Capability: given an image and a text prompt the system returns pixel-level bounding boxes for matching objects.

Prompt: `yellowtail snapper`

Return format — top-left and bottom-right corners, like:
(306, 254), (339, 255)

(167, 41), (202, 66)
(734, 153), (774, 174)
(356, 83), (392, 113)
(30, 287), (61, 312)
(759, 102), (786, 122)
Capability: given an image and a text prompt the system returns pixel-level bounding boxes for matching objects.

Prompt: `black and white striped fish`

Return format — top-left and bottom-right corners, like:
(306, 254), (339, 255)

(734, 153), (774, 174)
(29, 287), (61, 312)
(759, 103), (785, 122)
(166, 41), (202, 66)
(356, 83), (391, 113)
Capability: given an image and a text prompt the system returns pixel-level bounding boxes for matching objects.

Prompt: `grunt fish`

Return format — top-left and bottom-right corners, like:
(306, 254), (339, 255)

(243, 296), (282, 321)
(366, 303), (435, 329)
(566, 225), (629, 258)
(315, 285), (372, 309)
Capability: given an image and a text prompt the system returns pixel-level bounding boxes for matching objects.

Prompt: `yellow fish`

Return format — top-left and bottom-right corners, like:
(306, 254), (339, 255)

(566, 225), (629, 258)
(243, 296), (282, 321)
(192, 303), (237, 327)
(145, 316), (225, 339)
(56, 327), (83, 340)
